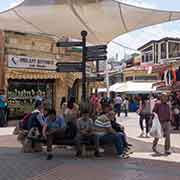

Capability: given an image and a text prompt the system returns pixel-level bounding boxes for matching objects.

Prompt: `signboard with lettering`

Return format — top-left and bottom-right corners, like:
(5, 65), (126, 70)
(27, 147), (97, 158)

(86, 44), (107, 62)
(86, 45), (107, 51)
(56, 62), (82, 72)
(56, 41), (83, 47)
(87, 76), (104, 82)
(7, 55), (57, 70)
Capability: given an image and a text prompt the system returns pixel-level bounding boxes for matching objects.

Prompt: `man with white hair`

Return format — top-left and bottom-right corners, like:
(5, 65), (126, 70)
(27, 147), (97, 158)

(152, 93), (171, 155)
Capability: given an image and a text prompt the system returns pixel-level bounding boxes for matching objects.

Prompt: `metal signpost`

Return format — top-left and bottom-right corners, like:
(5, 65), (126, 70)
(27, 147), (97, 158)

(56, 30), (107, 101)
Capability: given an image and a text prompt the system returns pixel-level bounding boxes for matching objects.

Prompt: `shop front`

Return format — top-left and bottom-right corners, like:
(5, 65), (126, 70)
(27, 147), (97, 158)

(0, 31), (82, 119)
(5, 54), (66, 119)
(8, 79), (54, 119)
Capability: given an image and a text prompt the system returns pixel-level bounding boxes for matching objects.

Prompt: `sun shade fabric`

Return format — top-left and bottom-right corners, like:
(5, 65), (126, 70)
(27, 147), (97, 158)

(1, 0), (180, 43)
(110, 81), (156, 93)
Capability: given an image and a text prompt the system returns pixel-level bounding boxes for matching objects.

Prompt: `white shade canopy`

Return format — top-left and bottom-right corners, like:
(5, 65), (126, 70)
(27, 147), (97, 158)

(110, 81), (156, 94)
(1, 0), (180, 43)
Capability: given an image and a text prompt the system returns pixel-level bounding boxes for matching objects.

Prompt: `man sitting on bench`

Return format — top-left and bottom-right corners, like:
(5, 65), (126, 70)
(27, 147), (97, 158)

(75, 102), (101, 158)
(43, 109), (66, 160)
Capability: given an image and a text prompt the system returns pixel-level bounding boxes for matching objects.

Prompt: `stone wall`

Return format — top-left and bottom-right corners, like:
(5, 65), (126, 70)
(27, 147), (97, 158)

(2, 31), (81, 113)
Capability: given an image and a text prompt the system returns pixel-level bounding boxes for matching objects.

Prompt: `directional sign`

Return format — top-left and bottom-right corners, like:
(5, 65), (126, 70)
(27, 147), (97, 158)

(87, 76), (104, 82)
(86, 44), (107, 62)
(87, 49), (107, 57)
(86, 45), (107, 51)
(86, 55), (107, 61)
(56, 62), (82, 72)
(79, 76), (104, 82)
(56, 41), (83, 47)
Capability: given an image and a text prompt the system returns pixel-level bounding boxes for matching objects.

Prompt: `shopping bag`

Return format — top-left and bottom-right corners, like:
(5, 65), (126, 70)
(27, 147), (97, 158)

(149, 114), (162, 138)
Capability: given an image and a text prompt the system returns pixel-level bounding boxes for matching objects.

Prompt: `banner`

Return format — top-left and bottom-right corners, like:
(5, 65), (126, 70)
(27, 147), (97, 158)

(8, 55), (57, 71)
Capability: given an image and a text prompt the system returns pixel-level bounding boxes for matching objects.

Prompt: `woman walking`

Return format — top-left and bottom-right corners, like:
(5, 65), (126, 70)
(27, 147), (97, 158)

(138, 96), (152, 137)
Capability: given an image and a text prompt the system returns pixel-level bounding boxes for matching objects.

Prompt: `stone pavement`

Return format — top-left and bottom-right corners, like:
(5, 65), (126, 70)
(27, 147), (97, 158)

(0, 113), (179, 180)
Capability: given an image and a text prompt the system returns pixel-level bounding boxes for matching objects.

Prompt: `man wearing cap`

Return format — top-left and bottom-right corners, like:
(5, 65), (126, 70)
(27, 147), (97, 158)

(152, 93), (172, 155)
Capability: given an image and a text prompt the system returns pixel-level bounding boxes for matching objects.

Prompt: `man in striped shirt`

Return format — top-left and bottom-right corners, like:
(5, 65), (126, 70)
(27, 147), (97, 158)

(94, 104), (129, 158)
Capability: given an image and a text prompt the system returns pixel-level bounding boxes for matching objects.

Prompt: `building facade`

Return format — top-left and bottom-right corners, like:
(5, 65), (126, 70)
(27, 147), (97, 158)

(138, 37), (180, 92)
(0, 31), (81, 118)
(138, 37), (180, 64)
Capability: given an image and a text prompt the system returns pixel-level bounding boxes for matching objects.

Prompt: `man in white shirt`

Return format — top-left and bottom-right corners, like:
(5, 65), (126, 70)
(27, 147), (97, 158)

(114, 95), (122, 117)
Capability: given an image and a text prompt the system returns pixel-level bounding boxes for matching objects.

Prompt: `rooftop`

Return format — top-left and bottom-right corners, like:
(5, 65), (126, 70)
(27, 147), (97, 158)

(138, 37), (180, 50)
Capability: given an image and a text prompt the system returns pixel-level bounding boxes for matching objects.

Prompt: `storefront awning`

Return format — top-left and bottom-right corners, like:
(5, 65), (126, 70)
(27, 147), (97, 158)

(6, 68), (80, 87)
(1, 0), (180, 43)
(6, 68), (64, 80)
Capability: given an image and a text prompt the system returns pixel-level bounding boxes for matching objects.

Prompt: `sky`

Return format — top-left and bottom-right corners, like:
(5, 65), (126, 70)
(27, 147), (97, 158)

(0, 0), (23, 11)
(1, 0), (180, 61)
(108, 0), (180, 61)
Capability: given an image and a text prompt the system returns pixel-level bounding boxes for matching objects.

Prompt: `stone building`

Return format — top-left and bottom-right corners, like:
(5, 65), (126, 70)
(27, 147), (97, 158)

(0, 31), (81, 118)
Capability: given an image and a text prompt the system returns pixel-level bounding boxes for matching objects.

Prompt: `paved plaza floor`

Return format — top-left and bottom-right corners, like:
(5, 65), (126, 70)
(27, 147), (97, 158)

(0, 113), (180, 180)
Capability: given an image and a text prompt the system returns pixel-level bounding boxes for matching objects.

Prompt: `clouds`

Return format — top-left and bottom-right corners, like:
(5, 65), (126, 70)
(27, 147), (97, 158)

(9, 0), (24, 9)
(118, 0), (157, 9)
(109, 1), (180, 61)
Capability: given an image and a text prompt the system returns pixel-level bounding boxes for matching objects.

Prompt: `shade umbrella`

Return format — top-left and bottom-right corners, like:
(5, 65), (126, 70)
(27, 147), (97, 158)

(115, 81), (156, 94)
(1, 0), (180, 43)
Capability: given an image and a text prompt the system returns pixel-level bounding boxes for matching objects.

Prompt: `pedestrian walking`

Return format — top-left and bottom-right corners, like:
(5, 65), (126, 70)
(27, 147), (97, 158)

(122, 97), (129, 117)
(138, 96), (152, 137)
(152, 93), (172, 155)
(114, 94), (122, 117)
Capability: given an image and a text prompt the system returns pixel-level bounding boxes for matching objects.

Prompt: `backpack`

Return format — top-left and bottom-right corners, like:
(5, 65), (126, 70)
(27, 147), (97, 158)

(27, 112), (41, 131)
(19, 113), (32, 130)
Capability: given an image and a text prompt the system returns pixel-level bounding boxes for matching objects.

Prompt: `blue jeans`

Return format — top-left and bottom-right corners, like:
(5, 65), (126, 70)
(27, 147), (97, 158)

(98, 133), (124, 155)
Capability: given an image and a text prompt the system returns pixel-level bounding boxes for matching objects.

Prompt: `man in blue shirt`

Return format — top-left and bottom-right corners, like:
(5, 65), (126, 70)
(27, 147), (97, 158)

(43, 109), (66, 160)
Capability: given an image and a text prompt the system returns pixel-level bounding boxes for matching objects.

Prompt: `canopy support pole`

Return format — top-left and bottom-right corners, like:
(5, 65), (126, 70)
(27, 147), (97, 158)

(106, 58), (110, 98)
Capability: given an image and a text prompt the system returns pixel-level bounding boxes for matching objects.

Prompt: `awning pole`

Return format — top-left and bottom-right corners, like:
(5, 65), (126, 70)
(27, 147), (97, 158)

(106, 58), (110, 98)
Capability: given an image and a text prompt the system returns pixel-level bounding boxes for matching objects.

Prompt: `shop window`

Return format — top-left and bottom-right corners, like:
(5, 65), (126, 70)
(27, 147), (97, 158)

(8, 80), (54, 119)
(168, 41), (180, 58)
(160, 42), (167, 59)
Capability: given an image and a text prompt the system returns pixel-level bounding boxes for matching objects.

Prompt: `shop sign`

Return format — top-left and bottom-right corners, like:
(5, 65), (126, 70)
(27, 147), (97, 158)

(8, 55), (57, 70)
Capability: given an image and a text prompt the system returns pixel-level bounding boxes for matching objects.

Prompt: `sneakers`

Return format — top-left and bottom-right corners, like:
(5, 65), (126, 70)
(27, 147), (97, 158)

(152, 147), (160, 154)
(117, 153), (129, 159)
(127, 143), (133, 147)
(165, 151), (171, 155)
(46, 154), (53, 160)
(99, 148), (105, 153)
(125, 150), (134, 155)
(139, 132), (145, 137)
